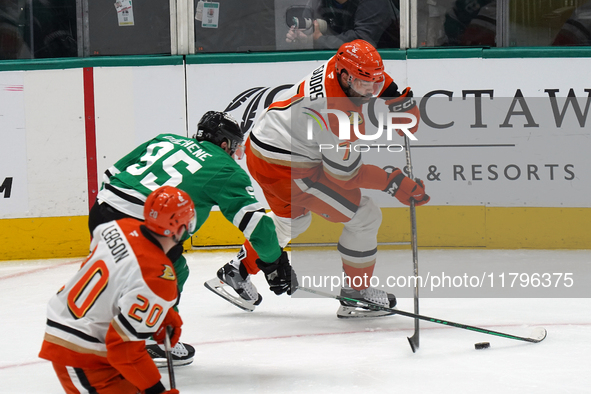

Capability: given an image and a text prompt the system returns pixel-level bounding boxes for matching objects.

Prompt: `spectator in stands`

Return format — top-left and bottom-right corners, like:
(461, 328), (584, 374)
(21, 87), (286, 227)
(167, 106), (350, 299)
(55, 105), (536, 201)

(286, 0), (399, 49)
(0, 0), (31, 59)
(552, 1), (591, 46)
(0, 0), (76, 60)
(443, 0), (496, 47)
(26, 0), (77, 58)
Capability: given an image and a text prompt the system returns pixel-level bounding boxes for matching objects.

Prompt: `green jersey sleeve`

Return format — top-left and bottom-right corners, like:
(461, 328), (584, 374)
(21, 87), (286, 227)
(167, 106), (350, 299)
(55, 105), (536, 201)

(205, 165), (282, 264)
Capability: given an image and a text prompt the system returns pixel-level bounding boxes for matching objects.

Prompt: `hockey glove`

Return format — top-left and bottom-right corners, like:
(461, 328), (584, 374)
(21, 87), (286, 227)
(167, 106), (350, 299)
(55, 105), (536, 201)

(153, 308), (183, 347)
(256, 251), (298, 296)
(162, 390), (180, 394)
(384, 87), (420, 136)
(383, 167), (430, 206)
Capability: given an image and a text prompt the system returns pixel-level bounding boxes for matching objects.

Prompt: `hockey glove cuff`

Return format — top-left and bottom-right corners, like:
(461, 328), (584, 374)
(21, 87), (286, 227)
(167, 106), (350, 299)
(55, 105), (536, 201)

(256, 251), (298, 296)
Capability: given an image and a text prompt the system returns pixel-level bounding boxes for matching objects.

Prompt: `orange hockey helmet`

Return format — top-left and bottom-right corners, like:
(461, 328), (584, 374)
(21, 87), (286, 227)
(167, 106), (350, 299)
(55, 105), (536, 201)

(144, 186), (196, 242)
(335, 39), (385, 97)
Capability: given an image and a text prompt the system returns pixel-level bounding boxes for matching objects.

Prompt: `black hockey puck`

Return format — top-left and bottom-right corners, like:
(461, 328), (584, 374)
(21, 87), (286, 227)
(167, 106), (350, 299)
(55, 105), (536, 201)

(474, 342), (490, 350)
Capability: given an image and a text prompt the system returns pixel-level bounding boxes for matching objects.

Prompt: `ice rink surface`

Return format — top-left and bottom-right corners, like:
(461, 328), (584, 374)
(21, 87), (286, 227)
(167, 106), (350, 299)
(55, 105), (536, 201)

(1, 248), (590, 394)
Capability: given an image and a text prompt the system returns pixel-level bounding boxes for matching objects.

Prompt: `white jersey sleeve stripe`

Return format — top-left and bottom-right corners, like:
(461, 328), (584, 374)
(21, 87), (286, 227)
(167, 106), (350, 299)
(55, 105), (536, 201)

(241, 211), (266, 240)
(96, 185), (146, 219)
(116, 313), (153, 340)
(103, 166), (121, 184)
(233, 202), (266, 228)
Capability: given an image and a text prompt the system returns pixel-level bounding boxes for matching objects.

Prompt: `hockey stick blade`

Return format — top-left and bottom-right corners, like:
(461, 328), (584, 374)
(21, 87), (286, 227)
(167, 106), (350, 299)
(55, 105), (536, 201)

(408, 334), (418, 353)
(529, 327), (547, 342)
(203, 277), (259, 312)
(297, 286), (547, 344)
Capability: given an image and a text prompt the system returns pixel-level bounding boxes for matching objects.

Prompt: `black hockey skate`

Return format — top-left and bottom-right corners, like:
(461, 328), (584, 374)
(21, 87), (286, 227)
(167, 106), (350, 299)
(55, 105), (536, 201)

(204, 262), (262, 312)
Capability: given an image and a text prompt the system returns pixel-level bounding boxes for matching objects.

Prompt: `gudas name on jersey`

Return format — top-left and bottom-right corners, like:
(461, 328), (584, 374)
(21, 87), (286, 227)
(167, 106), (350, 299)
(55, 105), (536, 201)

(101, 224), (130, 263)
(309, 64), (325, 101)
(162, 135), (213, 162)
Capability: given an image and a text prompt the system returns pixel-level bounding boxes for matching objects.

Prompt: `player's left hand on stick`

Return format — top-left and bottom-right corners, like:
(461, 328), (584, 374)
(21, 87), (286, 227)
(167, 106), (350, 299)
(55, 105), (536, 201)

(256, 251), (298, 296)
(384, 87), (420, 136)
(383, 167), (430, 206)
(154, 309), (183, 347)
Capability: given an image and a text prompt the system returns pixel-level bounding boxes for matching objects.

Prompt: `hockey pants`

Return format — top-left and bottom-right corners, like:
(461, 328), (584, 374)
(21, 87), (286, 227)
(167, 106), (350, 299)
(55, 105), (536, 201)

(52, 362), (138, 394)
(239, 170), (382, 290)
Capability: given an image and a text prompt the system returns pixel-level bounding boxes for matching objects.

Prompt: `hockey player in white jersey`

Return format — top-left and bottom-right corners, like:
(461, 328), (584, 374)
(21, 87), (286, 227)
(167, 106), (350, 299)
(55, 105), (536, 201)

(39, 186), (196, 394)
(209, 39), (430, 318)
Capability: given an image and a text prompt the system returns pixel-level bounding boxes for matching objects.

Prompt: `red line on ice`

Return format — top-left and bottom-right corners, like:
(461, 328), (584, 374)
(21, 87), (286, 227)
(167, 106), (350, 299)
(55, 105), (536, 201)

(1, 322), (590, 370)
(0, 259), (82, 281)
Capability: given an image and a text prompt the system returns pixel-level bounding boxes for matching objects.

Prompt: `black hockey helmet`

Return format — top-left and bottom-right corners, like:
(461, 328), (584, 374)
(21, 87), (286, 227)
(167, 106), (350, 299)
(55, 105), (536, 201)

(194, 111), (244, 155)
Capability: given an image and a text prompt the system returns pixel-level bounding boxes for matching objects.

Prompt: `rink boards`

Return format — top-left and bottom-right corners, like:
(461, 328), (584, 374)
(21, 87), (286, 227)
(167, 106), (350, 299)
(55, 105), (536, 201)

(0, 49), (590, 259)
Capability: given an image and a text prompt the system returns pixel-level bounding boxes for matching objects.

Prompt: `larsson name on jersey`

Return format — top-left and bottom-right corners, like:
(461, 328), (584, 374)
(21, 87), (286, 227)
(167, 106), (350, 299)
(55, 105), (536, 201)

(162, 135), (213, 162)
(309, 64), (325, 101)
(101, 224), (130, 263)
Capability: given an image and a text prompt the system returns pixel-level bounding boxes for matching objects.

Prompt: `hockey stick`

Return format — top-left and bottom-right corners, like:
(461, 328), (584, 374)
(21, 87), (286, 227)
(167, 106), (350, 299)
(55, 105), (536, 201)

(297, 286), (547, 344)
(403, 135), (420, 353)
(164, 326), (176, 390)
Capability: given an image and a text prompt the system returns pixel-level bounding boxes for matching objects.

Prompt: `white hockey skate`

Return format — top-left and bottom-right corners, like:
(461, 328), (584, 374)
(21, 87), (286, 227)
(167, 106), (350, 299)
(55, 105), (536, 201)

(336, 287), (397, 319)
(146, 340), (195, 368)
(204, 262), (262, 312)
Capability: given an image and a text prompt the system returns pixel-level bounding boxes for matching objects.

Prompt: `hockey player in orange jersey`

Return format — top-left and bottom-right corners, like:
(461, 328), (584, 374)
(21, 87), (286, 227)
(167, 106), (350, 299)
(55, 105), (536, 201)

(39, 186), (196, 394)
(206, 39), (430, 318)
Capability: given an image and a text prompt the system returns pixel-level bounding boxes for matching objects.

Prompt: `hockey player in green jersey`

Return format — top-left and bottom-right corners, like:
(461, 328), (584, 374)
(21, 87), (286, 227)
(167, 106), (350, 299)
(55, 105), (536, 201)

(88, 111), (296, 367)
